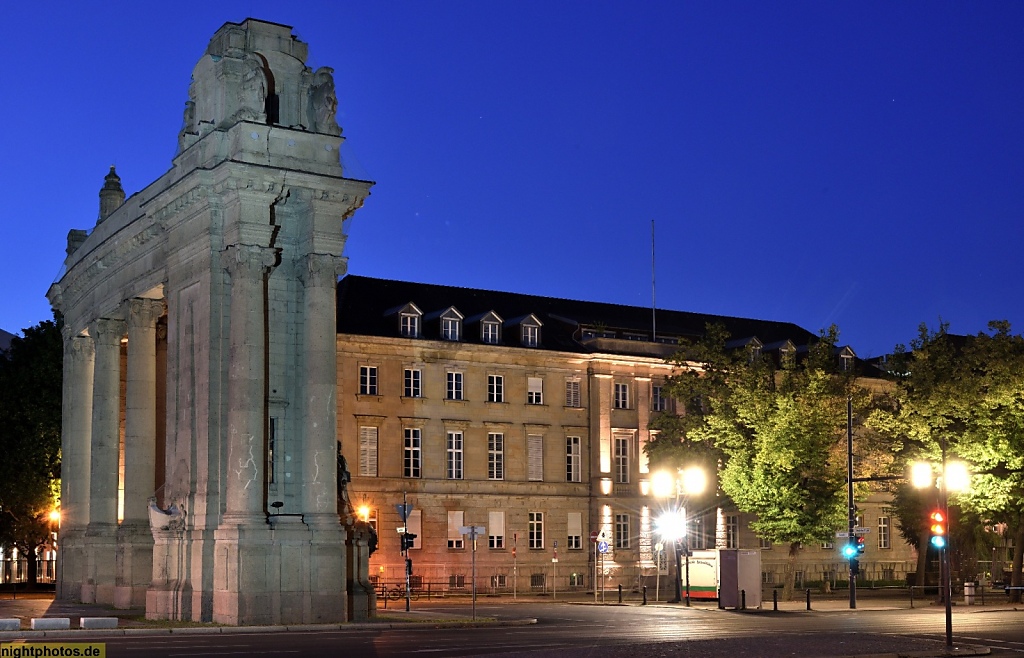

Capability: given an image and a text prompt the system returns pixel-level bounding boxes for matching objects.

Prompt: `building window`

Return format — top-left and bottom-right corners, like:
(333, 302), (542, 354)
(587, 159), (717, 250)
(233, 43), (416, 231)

(725, 514), (739, 549)
(614, 383), (629, 409)
(267, 417), (278, 484)
(400, 313), (420, 338)
(821, 541), (834, 549)
(522, 323), (540, 347)
(359, 366), (378, 395)
(488, 433), (504, 480)
(566, 436), (581, 482)
(487, 375), (504, 403)
(482, 320), (500, 344)
(615, 514), (630, 549)
(613, 435), (629, 484)
(527, 376), (543, 405)
(404, 368), (422, 398)
(565, 379), (581, 407)
(528, 434), (543, 481)
(406, 509), (422, 549)
(490, 574), (507, 588)
(759, 537), (772, 550)
(449, 574), (466, 588)
(447, 510), (464, 549)
(568, 512), (582, 549)
(530, 573), (546, 588)
(403, 428), (421, 478)
(358, 426), (378, 477)
(652, 385), (668, 412)
(529, 511), (544, 549)
(489, 510), (505, 549)
(442, 316), (461, 341)
(446, 431), (464, 480)
(446, 371), (464, 400)
(569, 572), (585, 588)
(878, 516), (891, 549)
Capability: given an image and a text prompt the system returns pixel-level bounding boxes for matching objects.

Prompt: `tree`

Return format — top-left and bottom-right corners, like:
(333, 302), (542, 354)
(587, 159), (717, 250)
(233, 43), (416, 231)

(0, 319), (62, 588)
(869, 321), (1024, 595)
(649, 324), (869, 598)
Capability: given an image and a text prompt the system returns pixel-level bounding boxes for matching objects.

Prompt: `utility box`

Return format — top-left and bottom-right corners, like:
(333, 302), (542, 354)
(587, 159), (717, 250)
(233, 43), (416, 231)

(719, 549), (762, 609)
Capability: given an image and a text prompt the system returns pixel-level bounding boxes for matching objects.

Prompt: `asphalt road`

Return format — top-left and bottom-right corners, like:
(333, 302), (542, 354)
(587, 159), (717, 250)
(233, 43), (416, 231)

(26, 600), (1024, 657)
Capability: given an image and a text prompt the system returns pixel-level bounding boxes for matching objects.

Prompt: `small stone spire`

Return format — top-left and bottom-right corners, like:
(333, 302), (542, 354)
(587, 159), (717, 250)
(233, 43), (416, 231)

(98, 165), (125, 224)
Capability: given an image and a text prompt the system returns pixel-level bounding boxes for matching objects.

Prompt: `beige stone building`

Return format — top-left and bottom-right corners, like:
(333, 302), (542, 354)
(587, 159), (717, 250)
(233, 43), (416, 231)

(336, 277), (918, 595)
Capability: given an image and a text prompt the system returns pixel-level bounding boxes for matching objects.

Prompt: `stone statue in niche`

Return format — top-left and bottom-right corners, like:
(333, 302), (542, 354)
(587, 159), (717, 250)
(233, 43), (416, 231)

(336, 444), (353, 520)
(231, 55), (267, 124)
(309, 67), (342, 136)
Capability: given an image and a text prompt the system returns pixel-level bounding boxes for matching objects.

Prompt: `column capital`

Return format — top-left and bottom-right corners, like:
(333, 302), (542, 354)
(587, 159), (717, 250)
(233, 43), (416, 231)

(224, 244), (277, 279)
(89, 318), (126, 347)
(66, 334), (94, 362)
(301, 253), (346, 289)
(127, 298), (164, 329)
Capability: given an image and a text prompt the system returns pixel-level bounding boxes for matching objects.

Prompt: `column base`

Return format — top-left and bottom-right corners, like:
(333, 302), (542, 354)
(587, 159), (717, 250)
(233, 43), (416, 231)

(115, 522), (154, 609)
(83, 523), (118, 605)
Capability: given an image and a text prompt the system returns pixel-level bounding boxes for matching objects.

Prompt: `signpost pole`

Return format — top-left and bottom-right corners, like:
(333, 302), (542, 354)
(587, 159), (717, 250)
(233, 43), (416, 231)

(513, 532), (518, 600)
(552, 541), (558, 600)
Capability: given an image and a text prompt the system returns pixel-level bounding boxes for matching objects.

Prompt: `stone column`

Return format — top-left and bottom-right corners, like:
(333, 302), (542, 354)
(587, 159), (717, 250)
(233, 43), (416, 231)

(300, 253), (346, 521)
(84, 317), (126, 604)
(299, 252), (350, 624)
(115, 298), (162, 608)
(58, 332), (94, 601)
(222, 245), (276, 521)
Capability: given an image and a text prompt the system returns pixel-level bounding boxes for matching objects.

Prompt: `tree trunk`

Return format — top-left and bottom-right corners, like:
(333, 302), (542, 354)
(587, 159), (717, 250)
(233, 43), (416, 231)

(25, 546), (38, 590)
(1010, 519), (1024, 603)
(781, 543), (799, 600)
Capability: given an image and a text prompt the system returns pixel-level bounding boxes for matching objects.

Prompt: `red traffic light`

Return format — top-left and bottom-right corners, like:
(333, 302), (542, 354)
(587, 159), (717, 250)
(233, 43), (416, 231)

(929, 509), (947, 549)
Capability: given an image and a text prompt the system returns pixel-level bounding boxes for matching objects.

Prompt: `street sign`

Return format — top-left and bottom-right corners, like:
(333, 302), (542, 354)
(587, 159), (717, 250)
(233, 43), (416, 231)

(395, 503), (412, 522)
(459, 525), (487, 536)
(853, 527), (871, 535)
(598, 540), (609, 554)
(396, 526), (406, 534)
(590, 531), (599, 543)
(835, 531), (849, 538)
(552, 558), (558, 563)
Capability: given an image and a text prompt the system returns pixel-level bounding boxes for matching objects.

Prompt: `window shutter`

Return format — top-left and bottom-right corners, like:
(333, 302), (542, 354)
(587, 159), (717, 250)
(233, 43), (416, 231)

(489, 511), (504, 537)
(359, 426), (378, 476)
(447, 510), (464, 540)
(528, 434), (544, 481)
(568, 512), (582, 537)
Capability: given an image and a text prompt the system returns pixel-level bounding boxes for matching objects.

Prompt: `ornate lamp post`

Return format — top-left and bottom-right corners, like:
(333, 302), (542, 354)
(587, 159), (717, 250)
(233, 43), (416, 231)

(653, 467), (707, 605)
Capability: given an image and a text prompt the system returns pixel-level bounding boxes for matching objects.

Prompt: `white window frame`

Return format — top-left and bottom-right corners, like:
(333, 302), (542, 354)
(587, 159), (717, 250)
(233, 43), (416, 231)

(614, 382), (629, 409)
(446, 431), (464, 480)
(482, 320), (500, 344)
(527, 376), (543, 405)
(527, 434), (544, 482)
(565, 378), (581, 408)
(487, 374), (504, 403)
(529, 511), (544, 549)
(447, 371), (464, 400)
(400, 313), (420, 338)
(404, 368), (422, 398)
(488, 432), (504, 480)
(489, 511), (505, 549)
(726, 514), (739, 549)
(566, 436), (581, 483)
(567, 512), (582, 550)
(614, 434), (630, 484)
(442, 316), (461, 341)
(522, 323), (540, 347)
(652, 385), (667, 412)
(359, 365), (378, 395)
(878, 516), (891, 549)
(615, 513), (630, 549)
(403, 427), (421, 478)
(358, 426), (378, 477)
(447, 510), (465, 549)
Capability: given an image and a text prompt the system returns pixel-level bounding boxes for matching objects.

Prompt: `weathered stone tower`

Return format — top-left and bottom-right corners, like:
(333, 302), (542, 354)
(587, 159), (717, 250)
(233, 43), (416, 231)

(48, 19), (374, 624)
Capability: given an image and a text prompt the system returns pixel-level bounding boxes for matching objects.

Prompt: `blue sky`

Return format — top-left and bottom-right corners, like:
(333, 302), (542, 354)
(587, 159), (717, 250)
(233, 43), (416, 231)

(3, 2), (1022, 357)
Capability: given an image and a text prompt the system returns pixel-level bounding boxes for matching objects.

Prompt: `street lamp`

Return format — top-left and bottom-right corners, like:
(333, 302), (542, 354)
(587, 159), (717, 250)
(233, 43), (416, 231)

(653, 466), (706, 606)
(911, 451), (970, 649)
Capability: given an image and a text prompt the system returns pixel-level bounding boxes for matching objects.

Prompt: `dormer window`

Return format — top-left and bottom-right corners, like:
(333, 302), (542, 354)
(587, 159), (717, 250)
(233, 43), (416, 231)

(475, 311), (503, 345)
(779, 343), (795, 367)
(401, 313), (420, 338)
(838, 346), (855, 372)
(439, 307), (464, 342)
(516, 314), (542, 347)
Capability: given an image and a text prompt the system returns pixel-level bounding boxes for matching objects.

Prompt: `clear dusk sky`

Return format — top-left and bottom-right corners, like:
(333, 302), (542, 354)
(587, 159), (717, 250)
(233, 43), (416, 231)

(3, 2), (1022, 358)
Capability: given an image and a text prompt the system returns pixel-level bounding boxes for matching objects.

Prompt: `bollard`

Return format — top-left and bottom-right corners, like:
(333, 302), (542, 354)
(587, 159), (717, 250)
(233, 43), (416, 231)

(910, 585), (914, 609)
(642, 585), (647, 605)
(741, 589), (746, 610)
(618, 584), (622, 603)
(718, 588), (723, 609)
(805, 588), (811, 611)
(773, 588), (778, 611)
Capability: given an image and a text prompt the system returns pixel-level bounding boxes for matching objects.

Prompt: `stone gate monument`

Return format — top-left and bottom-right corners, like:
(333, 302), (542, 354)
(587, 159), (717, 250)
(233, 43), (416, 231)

(47, 19), (374, 624)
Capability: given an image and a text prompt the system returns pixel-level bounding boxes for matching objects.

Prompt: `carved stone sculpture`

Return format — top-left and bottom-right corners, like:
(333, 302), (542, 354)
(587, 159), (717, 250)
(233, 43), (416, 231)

(309, 67), (341, 136)
(231, 55), (267, 124)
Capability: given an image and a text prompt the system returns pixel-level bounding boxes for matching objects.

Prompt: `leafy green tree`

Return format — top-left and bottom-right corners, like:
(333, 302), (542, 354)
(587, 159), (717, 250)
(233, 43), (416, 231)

(649, 324), (868, 598)
(0, 319), (62, 588)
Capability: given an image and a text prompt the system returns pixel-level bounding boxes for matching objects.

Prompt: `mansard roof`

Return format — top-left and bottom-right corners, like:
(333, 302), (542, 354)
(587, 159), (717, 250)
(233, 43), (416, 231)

(336, 275), (819, 356)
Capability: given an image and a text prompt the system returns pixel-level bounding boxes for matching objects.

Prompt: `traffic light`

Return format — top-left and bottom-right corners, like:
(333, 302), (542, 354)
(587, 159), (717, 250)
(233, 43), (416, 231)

(850, 558), (860, 577)
(841, 542), (858, 559)
(856, 536), (866, 554)
(401, 532), (417, 552)
(929, 510), (947, 549)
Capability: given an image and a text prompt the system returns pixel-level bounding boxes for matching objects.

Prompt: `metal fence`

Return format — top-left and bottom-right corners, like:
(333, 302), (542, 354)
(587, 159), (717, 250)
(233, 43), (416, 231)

(0, 558), (57, 585)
